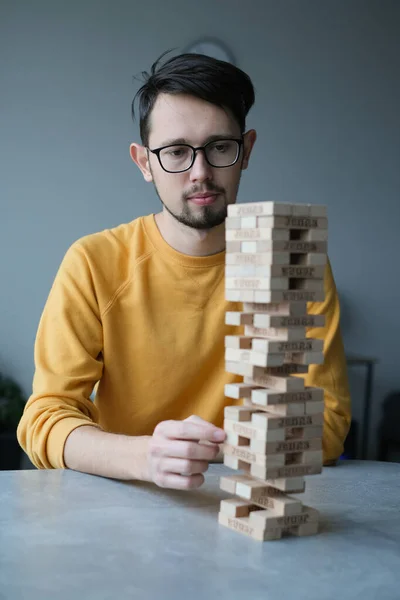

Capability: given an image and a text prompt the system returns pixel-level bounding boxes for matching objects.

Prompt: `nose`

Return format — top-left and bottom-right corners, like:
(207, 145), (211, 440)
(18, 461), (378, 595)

(189, 148), (213, 182)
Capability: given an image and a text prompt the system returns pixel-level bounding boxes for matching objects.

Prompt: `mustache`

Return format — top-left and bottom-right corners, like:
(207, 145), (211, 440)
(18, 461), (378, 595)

(183, 185), (224, 199)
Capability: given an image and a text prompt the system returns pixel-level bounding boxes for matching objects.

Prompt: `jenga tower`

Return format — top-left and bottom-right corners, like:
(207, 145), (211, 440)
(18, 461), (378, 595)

(218, 201), (328, 541)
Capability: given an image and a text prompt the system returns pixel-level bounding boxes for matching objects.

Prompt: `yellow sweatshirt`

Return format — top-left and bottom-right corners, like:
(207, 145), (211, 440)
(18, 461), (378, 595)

(17, 214), (351, 470)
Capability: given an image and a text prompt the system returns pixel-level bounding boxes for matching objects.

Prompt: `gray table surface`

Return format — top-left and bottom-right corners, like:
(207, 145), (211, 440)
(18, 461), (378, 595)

(1, 461), (399, 600)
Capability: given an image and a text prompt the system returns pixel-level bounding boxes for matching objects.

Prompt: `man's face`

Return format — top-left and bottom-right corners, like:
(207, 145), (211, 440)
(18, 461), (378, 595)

(131, 93), (255, 230)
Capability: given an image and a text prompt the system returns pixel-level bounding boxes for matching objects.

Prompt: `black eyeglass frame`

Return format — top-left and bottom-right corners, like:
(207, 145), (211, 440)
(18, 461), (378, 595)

(146, 138), (244, 173)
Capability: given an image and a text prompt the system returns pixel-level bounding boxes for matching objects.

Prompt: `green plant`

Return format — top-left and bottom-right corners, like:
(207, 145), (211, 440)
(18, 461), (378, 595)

(0, 372), (26, 433)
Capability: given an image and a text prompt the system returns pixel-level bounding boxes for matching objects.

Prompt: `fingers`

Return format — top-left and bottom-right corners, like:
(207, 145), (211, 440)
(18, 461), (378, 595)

(150, 438), (219, 462)
(149, 416), (226, 491)
(158, 458), (209, 476)
(154, 419), (226, 443)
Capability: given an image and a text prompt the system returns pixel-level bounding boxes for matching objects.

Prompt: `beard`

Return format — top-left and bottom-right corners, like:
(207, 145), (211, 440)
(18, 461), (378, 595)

(151, 171), (242, 231)
(161, 195), (228, 230)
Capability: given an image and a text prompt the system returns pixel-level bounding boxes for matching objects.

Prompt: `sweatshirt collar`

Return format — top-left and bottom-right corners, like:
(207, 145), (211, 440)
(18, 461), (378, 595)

(141, 214), (226, 268)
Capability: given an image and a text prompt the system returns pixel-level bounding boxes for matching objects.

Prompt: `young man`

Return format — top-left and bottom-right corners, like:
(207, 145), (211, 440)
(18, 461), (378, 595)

(17, 52), (351, 489)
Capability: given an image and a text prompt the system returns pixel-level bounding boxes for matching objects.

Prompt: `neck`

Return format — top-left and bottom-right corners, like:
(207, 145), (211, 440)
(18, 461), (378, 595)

(154, 210), (226, 257)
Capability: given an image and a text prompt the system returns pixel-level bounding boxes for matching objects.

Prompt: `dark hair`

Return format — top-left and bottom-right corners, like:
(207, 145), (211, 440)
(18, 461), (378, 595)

(132, 50), (255, 146)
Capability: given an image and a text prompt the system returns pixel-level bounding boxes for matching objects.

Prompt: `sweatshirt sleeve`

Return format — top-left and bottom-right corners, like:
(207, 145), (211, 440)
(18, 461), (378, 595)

(17, 242), (104, 469)
(304, 258), (352, 463)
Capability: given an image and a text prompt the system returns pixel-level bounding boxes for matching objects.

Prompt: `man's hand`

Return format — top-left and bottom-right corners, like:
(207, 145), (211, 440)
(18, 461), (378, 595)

(148, 415), (226, 490)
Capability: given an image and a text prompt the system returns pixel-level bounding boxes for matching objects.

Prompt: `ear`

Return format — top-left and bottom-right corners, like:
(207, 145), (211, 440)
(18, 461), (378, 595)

(130, 143), (153, 182)
(241, 129), (257, 171)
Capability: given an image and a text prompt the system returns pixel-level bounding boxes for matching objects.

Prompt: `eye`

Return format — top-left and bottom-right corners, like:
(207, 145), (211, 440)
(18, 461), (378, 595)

(168, 149), (184, 157)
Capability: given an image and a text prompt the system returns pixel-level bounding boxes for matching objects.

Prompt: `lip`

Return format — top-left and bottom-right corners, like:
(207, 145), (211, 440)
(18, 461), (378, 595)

(188, 193), (219, 205)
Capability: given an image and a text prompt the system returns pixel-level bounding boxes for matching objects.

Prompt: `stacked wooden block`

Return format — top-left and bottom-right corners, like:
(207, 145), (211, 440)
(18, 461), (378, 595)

(218, 201), (328, 541)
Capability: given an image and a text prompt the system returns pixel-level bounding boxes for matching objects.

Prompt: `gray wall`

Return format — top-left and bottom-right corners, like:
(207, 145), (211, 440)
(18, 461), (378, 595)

(1, 0), (399, 460)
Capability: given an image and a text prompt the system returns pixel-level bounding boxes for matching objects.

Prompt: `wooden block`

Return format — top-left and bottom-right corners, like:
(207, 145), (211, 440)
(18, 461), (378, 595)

(226, 215), (328, 230)
(249, 437), (322, 455)
(251, 412), (323, 431)
(225, 289), (256, 302)
(220, 498), (259, 518)
(293, 204), (327, 217)
(225, 311), (254, 326)
(285, 424), (324, 440)
(283, 351), (324, 365)
(226, 241), (243, 253)
(235, 479), (304, 503)
(225, 277), (289, 291)
(249, 505), (319, 531)
(226, 360), (308, 378)
(226, 228), (290, 242)
(305, 400), (325, 414)
(289, 278), (325, 292)
(243, 301), (307, 316)
(223, 454), (251, 472)
(239, 240), (327, 254)
(257, 364), (309, 375)
(278, 289), (325, 302)
(237, 489), (303, 516)
(247, 350), (285, 368)
(225, 265), (259, 277)
(241, 370), (305, 392)
(225, 216), (243, 229)
(225, 431), (251, 446)
(285, 450), (323, 466)
(232, 348), (284, 367)
(265, 477), (305, 492)
(225, 362), (308, 390)
(251, 338), (324, 353)
(289, 521), (319, 536)
(220, 473), (305, 498)
(224, 405), (258, 421)
(240, 216), (258, 228)
(258, 216), (328, 230)
(297, 229), (328, 242)
(252, 314), (325, 328)
(226, 264), (325, 279)
(294, 253), (327, 266)
(225, 252), (291, 266)
(223, 443), (286, 467)
(278, 265), (325, 279)
(219, 473), (253, 494)
(246, 326), (307, 341)
(250, 462), (323, 480)
(218, 512), (277, 541)
(257, 402), (306, 417)
(225, 335), (252, 349)
(224, 382), (261, 400)
(284, 241), (327, 253)
(224, 419), (286, 442)
(227, 202), (327, 218)
(227, 202), (293, 217)
(250, 387), (324, 407)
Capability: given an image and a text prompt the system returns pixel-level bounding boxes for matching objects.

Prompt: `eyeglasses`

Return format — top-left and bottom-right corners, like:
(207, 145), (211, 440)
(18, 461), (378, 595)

(147, 138), (243, 173)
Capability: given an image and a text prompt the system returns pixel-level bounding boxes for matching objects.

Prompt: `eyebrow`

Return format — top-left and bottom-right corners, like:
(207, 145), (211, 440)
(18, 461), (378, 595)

(155, 134), (239, 148)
